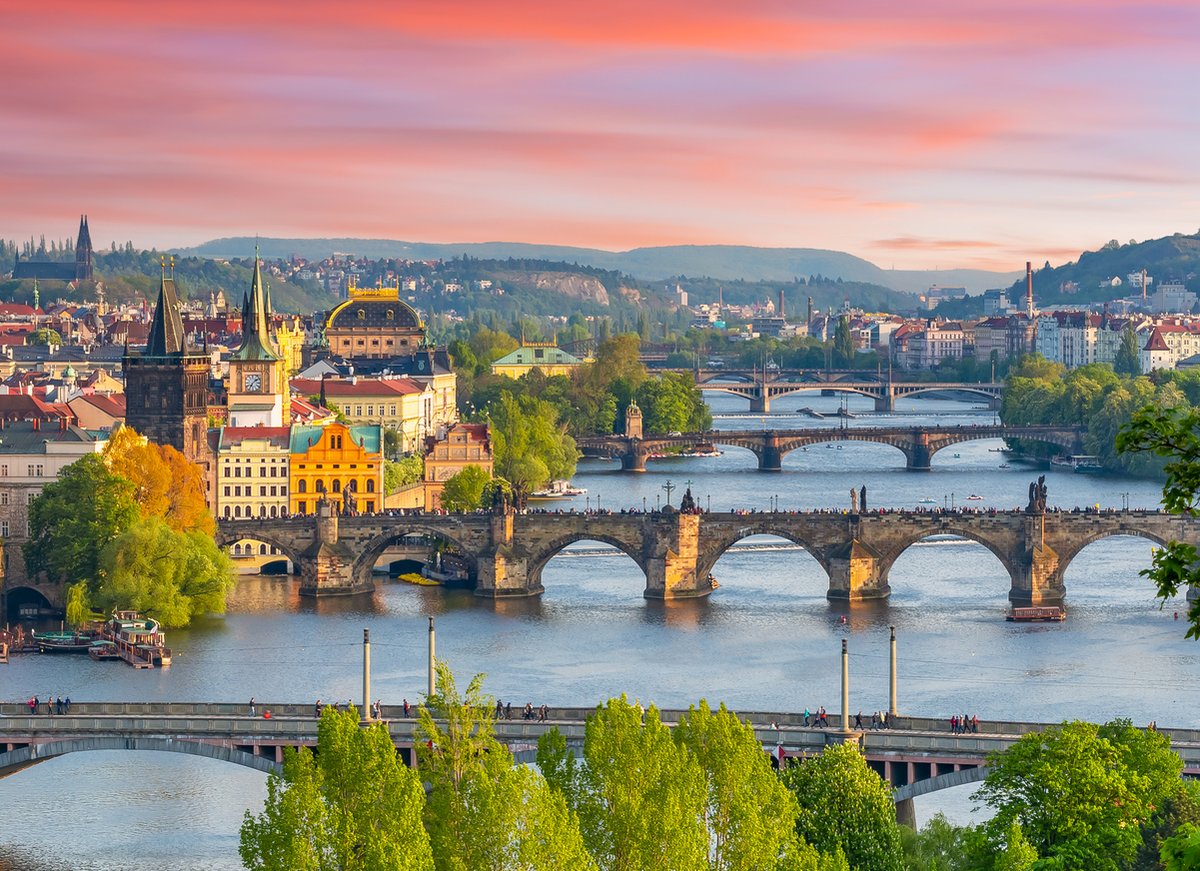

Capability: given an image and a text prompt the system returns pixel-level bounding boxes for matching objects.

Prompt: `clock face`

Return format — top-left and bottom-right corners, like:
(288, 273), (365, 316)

(244, 373), (262, 392)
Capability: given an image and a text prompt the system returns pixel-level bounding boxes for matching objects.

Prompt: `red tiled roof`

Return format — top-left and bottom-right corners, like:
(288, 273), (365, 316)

(219, 426), (292, 450)
(72, 393), (126, 417)
(289, 377), (425, 397)
(1143, 327), (1171, 352)
(0, 393), (73, 421)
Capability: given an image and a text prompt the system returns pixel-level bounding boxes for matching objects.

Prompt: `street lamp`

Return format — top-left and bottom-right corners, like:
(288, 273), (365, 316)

(951, 492), (955, 511)
(586, 496), (591, 512)
(1121, 492), (1131, 512)
(642, 495), (647, 512)
(707, 494), (711, 513)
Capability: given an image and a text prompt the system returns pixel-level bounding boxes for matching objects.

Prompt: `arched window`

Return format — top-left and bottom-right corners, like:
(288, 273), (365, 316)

(316, 480), (326, 493)
(224, 506), (231, 519)
(298, 480), (307, 493)
(234, 505), (242, 518)
(366, 479), (375, 493)
(333, 479), (341, 493)
(269, 505), (277, 518)
(260, 543), (268, 555)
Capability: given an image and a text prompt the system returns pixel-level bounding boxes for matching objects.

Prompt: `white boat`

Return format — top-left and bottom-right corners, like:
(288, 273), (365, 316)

(530, 479), (588, 499)
(967, 494), (983, 501)
(917, 497), (937, 505)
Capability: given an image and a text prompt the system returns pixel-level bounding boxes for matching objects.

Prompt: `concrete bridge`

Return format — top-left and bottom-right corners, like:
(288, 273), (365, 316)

(689, 373), (1004, 413)
(577, 424), (1085, 472)
(214, 506), (1193, 604)
(3, 702), (1198, 823)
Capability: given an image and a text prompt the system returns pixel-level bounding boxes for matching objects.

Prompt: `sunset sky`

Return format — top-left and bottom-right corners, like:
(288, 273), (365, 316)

(3, 1), (1198, 271)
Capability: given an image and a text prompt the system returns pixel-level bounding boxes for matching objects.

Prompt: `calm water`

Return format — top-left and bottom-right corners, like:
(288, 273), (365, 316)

(1, 394), (1189, 868)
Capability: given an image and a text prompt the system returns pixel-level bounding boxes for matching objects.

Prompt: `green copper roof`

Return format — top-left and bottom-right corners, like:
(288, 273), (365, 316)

(230, 251), (281, 362)
(491, 346), (582, 367)
(290, 424), (382, 455)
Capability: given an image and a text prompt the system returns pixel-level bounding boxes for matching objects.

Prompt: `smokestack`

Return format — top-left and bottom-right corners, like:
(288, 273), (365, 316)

(1026, 261), (1034, 318)
(1143, 268), (1147, 301)
(778, 289), (785, 320)
(807, 296), (814, 330)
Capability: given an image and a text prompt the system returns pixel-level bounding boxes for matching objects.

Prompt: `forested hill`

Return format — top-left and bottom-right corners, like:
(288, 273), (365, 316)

(1010, 232), (1200, 307)
(179, 237), (1018, 294)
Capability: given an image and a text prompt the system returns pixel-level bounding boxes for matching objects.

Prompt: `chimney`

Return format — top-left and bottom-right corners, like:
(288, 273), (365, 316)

(778, 289), (785, 320)
(1026, 261), (1034, 319)
(32, 417), (40, 431)
(807, 296), (814, 330)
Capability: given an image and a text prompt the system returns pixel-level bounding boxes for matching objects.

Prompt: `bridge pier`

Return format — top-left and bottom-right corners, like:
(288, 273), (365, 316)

(1010, 515), (1065, 605)
(874, 389), (896, 413)
(758, 434), (783, 472)
(301, 504), (372, 596)
(621, 451), (647, 472)
(644, 512), (712, 599)
(906, 434), (933, 471)
(895, 798), (916, 829)
(475, 511), (543, 598)
(827, 538), (891, 601)
(749, 393), (771, 414)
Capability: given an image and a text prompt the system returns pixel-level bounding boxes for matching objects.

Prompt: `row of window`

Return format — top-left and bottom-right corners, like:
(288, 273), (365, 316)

(0, 520), (27, 537)
(224, 505), (286, 519)
(223, 485), (287, 498)
(231, 542), (284, 556)
(223, 465), (284, 478)
(294, 499), (375, 514)
(294, 478), (376, 493)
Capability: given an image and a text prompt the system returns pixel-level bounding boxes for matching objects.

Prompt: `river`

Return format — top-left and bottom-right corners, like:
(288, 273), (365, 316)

(1, 393), (1191, 869)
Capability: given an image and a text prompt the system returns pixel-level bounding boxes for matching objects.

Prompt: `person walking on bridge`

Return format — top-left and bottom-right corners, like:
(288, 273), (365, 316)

(249, 697), (256, 716)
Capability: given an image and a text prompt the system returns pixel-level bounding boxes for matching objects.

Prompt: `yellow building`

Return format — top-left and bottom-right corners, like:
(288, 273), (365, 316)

(289, 421), (383, 515)
(490, 342), (583, 378)
(290, 376), (433, 452)
(423, 422), (493, 510)
(324, 282), (425, 360)
(273, 315), (306, 374)
(215, 427), (292, 520)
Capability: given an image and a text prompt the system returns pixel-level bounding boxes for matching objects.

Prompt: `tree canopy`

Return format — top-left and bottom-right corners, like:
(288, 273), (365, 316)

(438, 465), (492, 512)
(488, 392), (577, 506)
(240, 706), (434, 871)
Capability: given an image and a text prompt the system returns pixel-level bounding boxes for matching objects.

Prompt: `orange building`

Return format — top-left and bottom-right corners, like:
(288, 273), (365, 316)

(423, 423), (493, 510)
(289, 421), (383, 515)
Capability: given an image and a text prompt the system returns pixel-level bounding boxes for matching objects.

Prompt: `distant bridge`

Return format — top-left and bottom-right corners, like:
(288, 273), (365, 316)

(3, 702), (1198, 823)
(692, 376), (1004, 413)
(577, 424), (1085, 472)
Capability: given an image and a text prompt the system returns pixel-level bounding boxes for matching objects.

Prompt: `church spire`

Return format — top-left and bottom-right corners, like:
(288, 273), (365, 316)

(145, 267), (186, 355)
(229, 246), (280, 362)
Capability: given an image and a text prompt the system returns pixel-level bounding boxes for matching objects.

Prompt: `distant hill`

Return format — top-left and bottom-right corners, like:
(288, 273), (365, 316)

(1010, 232), (1200, 307)
(179, 238), (1019, 294)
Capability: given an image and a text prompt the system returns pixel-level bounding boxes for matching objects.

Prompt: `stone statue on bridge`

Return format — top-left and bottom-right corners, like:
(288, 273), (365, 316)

(1026, 475), (1048, 514)
(861, 485), (867, 513)
(679, 487), (698, 514)
(850, 488), (858, 513)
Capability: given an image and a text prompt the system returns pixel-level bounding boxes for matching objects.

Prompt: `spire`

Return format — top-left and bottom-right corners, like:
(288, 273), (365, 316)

(229, 246), (280, 362)
(145, 269), (186, 355)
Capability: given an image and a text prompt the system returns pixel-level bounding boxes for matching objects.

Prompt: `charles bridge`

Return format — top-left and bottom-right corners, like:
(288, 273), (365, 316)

(3, 701), (1199, 823)
(576, 424), (1085, 471)
(214, 503), (1198, 605)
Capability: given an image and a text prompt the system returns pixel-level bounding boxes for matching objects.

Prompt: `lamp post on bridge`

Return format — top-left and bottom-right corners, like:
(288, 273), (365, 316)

(1121, 492), (1130, 512)
(889, 626), (899, 719)
(841, 638), (850, 733)
(363, 628), (372, 722)
(427, 617), (436, 699)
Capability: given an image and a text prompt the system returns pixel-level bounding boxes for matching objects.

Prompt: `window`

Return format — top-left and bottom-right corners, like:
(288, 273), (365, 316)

(260, 543), (268, 555)
(365, 501), (374, 512)
(270, 486), (277, 497)
(223, 506), (231, 519)
(0, 521), (7, 537)
(0, 465), (6, 476)
(366, 479), (375, 493)
(234, 506), (242, 518)
(260, 486), (267, 497)
(27, 492), (36, 505)
(333, 479), (341, 492)
(27, 465), (35, 477)
(224, 486), (230, 497)
(297, 501), (306, 514)
(0, 492), (6, 506)
(298, 480), (306, 493)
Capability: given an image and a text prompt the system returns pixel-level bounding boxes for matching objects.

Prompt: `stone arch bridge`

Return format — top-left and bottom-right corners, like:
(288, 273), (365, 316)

(695, 376), (1004, 413)
(577, 424), (1085, 472)
(216, 506), (1195, 605)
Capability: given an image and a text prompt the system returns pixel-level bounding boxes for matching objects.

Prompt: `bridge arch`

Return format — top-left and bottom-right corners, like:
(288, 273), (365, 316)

(696, 523), (833, 583)
(213, 525), (306, 572)
(353, 525), (483, 587)
(0, 737), (283, 780)
(877, 527), (1019, 594)
(1052, 526), (1171, 589)
(1, 584), (61, 618)
(892, 764), (988, 802)
(526, 532), (650, 591)
(893, 385), (1000, 404)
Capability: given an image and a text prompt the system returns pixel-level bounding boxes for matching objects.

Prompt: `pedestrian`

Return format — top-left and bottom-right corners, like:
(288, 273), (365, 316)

(950, 715), (957, 734)
(250, 697), (256, 716)
(64, 697), (71, 712)
(28, 696), (37, 714)
(505, 702), (512, 720)
(56, 696), (63, 715)
(373, 699), (382, 719)
(880, 710), (888, 729)
(854, 711), (863, 729)
(971, 714), (979, 734)
(315, 699), (323, 717)
(45, 696), (53, 716)
(402, 698), (410, 718)
(803, 708), (810, 727)
(495, 699), (504, 719)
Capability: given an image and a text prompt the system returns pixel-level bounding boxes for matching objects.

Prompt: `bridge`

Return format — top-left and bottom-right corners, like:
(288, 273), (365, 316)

(577, 424), (1085, 472)
(679, 371), (1004, 413)
(212, 506), (1195, 604)
(2, 701), (1198, 824)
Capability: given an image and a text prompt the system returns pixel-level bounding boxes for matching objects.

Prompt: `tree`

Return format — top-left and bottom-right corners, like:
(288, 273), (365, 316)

(96, 516), (236, 627)
(833, 316), (855, 366)
(418, 662), (594, 871)
(1116, 324), (1142, 376)
(1131, 783), (1200, 871)
(539, 696), (707, 871)
(488, 392), (577, 506)
(994, 821), (1038, 871)
(973, 719), (1183, 870)
(104, 427), (212, 534)
(1117, 404), (1200, 637)
(24, 453), (139, 590)
(385, 455), (424, 495)
(637, 373), (712, 434)
(26, 327), (62, 346)
(673, 699), (815, 870)
(1162, 824), (1200, 871)
(240, 706), (434, 871)
(780, 743), (904, 871)
(439, 465), (491, 512)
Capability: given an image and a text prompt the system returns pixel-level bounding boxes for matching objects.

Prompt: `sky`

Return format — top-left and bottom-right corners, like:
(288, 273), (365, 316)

(2, 0), (1199, 271)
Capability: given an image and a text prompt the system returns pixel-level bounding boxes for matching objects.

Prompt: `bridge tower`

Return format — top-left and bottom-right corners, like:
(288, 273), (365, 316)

(624, 401), (643, 439)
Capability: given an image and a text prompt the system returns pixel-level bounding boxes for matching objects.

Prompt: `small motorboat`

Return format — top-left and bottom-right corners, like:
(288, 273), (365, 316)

(88, 640), (121, 661)
(530, 480), (588, 499)
(917, 497), (937, 505)
(967, 494), (984, 501)
(998, 463), (1011, 469)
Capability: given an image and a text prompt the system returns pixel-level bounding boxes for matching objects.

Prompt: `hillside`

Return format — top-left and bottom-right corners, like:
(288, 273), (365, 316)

(180, 237), (1019, 294)
(1010, 232), (1200, 307)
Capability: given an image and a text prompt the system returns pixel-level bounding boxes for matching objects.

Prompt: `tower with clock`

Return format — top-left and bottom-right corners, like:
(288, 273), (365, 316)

(227, 251), (286, 428)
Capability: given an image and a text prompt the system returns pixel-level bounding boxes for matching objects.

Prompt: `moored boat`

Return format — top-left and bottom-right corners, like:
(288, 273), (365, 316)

(530, 479), (588, 499)
(34, 629), (97, 654)
(102, 611), (171, 668)
(88, 640), (121, 661)
(1006, 606), (1066, 622)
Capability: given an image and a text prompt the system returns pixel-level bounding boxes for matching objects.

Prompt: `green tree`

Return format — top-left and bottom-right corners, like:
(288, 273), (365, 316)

(1116, 325), (1142, 376)
(418, 662), (594, 871)
(1131, 783), (1200, 871)
(385, 455), (424, 495)
(780, 743), (904, 871)
(96, 516), (236, 627)
(994, 821), (1038, 871)
(240, 706), (433, 871)
(973, 719), (1182, 870)
(1118, 403), (1200, 636)
(468, 327), (519, 369)
(540, 696), (707, 871)
(26, 327), (63, 346)
(1162, 824), (1200, 871)
(488, 392), (577, 506)
(900, 813), (974, 871)
(637, 373), (713, 434)
(673, 699), (814, 870)
(24, 453), (139, 590)
(833, 316), (855, 366)
(439, 465), (491, 512)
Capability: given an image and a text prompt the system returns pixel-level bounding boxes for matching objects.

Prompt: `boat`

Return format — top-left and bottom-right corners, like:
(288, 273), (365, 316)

(530, 479), (588, 499)
(917, 497), (937, 505)
(998, 463), (1011, 469)
(967, 494), (984, 501)
(88, 640), (121, 661)
(1051, 454), (1103, 473)
(680, 442), (721, 458)
(102, 611), (171, 668)
(1006, 606), (1066, 622)
(34, 630), (97, 654)
(953, 453), (962, 458)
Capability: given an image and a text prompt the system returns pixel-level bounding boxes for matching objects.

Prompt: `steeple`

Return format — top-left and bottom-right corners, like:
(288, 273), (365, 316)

(75, 215), (93, 281)
(229, 246), (280, 362)
(145, 267), (186, 356)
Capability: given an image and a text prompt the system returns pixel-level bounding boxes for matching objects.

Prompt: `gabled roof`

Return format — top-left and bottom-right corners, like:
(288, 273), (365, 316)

(290, 423), (382, 455)
(68, 392), (126, 418)
(491, 346), (582, 367)
(290, 377), (427, 398)
(1143, 327), (1171, 352)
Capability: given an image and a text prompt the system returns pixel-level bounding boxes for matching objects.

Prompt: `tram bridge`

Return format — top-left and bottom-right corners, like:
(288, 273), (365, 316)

(209, 506), (1197, 604)
(576, 424), (1085, 472)
(2, 702), (1198, 822)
